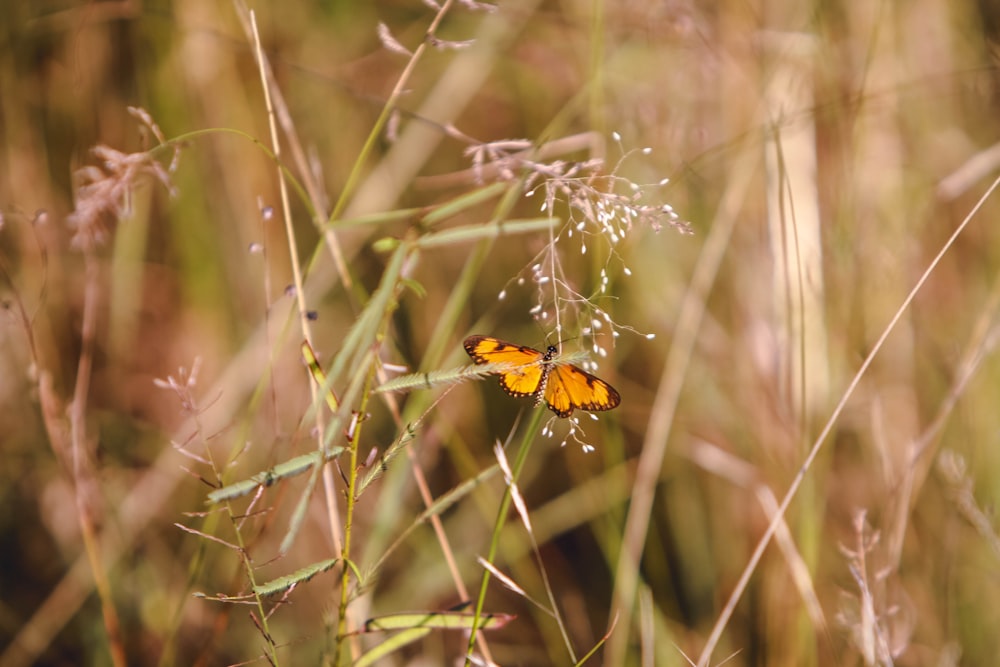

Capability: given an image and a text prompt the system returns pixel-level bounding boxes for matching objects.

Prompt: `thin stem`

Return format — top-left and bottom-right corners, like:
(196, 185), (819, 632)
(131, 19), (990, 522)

(465, 407), (546, 663)
(695, 175), (1000, 667)
(332, 359), (381, 665)
(70, 248), (127, 667)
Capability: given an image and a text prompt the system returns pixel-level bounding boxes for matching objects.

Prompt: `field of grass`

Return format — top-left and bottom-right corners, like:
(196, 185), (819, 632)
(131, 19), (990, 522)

(3, 1), (1000, 665)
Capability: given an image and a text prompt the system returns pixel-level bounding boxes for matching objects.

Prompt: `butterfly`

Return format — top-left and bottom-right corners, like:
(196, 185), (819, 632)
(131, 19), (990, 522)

(463, 335), (621, 418)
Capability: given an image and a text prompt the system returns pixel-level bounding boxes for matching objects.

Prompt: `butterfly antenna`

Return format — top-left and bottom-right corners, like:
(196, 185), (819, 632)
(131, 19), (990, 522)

(553, 334), (578, 353)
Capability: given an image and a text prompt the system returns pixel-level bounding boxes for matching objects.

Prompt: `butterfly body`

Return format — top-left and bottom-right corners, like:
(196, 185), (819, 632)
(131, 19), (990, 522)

(463, 335), (621, 418)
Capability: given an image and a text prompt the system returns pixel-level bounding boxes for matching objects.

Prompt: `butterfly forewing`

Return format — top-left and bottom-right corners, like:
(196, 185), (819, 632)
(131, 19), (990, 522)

(544, 364), (621, 417)
(463, 335), (547, 398)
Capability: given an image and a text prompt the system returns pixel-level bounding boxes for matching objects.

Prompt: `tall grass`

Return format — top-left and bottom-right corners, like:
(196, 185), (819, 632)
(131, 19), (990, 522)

(2, 1), (1000, 666)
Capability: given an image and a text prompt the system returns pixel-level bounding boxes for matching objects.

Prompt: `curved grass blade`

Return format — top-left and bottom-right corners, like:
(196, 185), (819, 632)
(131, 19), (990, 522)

(362, 609), (515, 633)
(252, 557), (339, 597)
(413, 216), (557, 249)
(206, 446), (345, 503)
(302, 340), (339, 412)
(353, 610), (513, 667)
(354, 627), (432, 667)
(357, 420), (418, 496)
(374, 361), (510, 394)
(365, 462), (501, 580)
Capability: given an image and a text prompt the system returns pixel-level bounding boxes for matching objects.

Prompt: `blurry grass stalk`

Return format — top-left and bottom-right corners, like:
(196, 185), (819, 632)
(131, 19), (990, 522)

(686, 439), (825, 630)
(233, 0), (350, 287)
(696, 126), (1000, 667)
(840, 511), (897, 665)
(66, 240), (127, 667)
(937, 450), (1000, 559)
(639, 586), (654, 667)
(893, 274), (1000, 565)
(48, 118), (179, 667)
(491, 441), (579, 661)
(763, 32), (828, 428)
(875, 267), (1000, 586)
(22, 118), (175, 664)
(762, 31), (828, 666)
(7, 304), (278, 666)
(466, 407), (545, 663)
(605, 93), (763, 666)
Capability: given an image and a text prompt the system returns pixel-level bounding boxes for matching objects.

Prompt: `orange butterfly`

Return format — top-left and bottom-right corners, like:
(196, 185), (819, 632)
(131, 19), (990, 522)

(463, 335), (621, 418)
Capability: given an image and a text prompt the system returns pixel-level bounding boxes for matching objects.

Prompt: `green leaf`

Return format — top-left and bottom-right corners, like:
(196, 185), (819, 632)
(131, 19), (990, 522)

(363, 610), (514, 632)
(206, 446), (345, 503)
(252, 558), (339, 597)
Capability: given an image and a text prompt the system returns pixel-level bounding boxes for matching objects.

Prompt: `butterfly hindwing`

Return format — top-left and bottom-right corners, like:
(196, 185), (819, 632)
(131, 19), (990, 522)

(498, 364), (546, 398)
(464, 335), (621, 418)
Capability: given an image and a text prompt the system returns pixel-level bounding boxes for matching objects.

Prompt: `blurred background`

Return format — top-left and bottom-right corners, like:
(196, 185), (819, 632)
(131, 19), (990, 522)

(2, 0), (1000, 665)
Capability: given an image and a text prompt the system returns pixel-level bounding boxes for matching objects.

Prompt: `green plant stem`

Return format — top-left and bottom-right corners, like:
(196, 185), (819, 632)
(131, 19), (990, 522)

(465, 407), (546, 663)
(332, 285), (404, 663)
(332, 382), (371, 666)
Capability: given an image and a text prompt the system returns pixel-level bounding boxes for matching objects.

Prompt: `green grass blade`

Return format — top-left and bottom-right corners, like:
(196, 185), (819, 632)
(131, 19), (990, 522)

(354, 628), (432, 667)
(206, 447), (345, 504)
(251, 558), (339, 597)
(363, 610), (514, 632)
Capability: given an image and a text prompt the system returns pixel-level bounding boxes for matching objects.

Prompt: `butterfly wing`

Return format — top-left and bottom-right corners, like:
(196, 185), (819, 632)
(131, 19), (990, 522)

(463, 335), (547, 398)
(544, 363), (621, 418)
